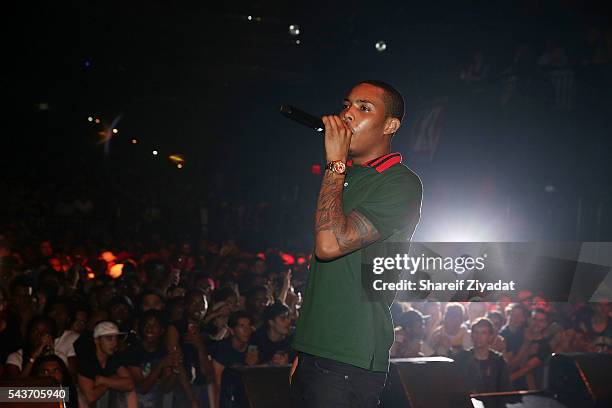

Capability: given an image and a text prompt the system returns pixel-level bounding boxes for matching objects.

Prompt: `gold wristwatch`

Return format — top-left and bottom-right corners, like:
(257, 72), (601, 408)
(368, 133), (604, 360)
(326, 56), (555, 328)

(326, 160), (347, 175)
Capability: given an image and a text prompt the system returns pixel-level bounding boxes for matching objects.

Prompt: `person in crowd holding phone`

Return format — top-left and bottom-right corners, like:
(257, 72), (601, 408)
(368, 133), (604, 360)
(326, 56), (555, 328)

(5, 315), (62, 379)
(204, 287), (239, 341)
(167, 289), (214, 407)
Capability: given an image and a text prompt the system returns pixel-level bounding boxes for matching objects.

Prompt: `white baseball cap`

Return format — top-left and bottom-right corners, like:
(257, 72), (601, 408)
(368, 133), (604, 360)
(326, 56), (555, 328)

(93, 321), (127, 339)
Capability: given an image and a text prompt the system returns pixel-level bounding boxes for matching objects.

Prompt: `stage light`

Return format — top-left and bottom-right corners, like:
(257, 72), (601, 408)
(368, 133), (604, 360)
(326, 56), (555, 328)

(281, 252), (295, 265)
(375, 41), (387, 52)
(168, 154), (185, 163)
(109, 263), (124, 279)
(295, 39), (301, 45)
(112, 128), (118, 134)
(87, 116), (93, 122)
(95, 118), (101, 124)
(247, 15), (252, 21)
(152, 150), (158, 156)
(177, 163), (183, 169)
(131, 138), (138, 144)
(413, 200), (531, 241)
(100, 251), (117, 263)
(289, 24), (300, 36)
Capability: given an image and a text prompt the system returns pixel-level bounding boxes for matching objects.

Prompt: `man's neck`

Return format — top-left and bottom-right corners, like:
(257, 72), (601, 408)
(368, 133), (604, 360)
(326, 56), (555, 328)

(473, 347), (490, 360)
(96, 348), (108, 368)
(231, 337), (247, 352)
(350, 145), (392, 166)
(266, 328), (284, 343)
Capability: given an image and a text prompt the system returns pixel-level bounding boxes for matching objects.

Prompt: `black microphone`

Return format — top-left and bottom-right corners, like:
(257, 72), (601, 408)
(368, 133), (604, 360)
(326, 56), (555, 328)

(280, 105), (324, 133)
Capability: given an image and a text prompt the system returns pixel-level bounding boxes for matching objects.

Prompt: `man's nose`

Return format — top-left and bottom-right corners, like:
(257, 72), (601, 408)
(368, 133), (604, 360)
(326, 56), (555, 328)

(342, 109), (354, 122)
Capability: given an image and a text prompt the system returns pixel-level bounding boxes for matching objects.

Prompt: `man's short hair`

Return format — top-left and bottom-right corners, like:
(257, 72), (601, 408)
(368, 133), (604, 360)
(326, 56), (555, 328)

(358, 80), (405, 122)
(471, 317), (495, 334)
(263, 302), (290, 327)
(445, 302), (465, 318)
(228, 311), (252, 329)
(397, 309), (428, 329)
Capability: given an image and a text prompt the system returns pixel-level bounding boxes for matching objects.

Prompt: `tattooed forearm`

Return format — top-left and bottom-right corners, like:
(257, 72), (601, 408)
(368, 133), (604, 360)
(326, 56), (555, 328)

(315, 171), (380, 255)
(315, 172), (345, 233)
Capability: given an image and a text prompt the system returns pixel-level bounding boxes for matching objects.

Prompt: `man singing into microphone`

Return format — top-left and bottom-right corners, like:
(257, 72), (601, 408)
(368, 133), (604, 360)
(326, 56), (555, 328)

(291, 80), (423, 407)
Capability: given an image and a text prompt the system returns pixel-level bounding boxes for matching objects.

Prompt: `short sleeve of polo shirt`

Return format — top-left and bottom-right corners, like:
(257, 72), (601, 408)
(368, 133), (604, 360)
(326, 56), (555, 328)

(354, 170), (422, 240)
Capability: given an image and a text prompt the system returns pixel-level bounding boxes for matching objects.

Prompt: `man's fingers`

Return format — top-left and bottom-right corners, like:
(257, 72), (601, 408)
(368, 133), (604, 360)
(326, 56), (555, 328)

(327, 115), (338, 134)
(332, 115), (352, 135)
(323, 115), (352, 136)
(321, 116), (329, 129)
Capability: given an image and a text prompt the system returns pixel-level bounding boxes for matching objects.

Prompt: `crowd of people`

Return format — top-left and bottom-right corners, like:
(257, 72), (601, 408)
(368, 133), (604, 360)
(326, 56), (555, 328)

(0, 230), (610, 407)
(0, 235), (303, 408)
(390, 299), (611, 394)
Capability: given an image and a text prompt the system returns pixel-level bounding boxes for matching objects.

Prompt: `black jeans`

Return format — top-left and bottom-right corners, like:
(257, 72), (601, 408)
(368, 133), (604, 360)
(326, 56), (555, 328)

(290, 352), (387, 408)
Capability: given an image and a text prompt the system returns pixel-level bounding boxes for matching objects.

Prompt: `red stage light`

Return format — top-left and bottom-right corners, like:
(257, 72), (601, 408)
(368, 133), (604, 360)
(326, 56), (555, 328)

(281, 253), (295, 265)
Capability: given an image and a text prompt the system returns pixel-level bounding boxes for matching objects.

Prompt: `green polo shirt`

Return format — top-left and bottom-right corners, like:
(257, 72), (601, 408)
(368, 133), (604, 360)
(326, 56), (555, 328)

(292, 153), (423, 372)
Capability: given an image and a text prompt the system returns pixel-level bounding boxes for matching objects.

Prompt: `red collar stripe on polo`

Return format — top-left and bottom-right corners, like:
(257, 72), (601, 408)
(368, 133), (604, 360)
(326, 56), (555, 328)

(373, 153), (402, 172)
(363, 152), (402, 173)
(363, 152), (401, 167)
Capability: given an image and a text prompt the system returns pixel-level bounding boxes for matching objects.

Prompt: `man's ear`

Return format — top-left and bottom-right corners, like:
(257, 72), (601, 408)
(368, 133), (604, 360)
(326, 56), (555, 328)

(383, 117), (401, 135)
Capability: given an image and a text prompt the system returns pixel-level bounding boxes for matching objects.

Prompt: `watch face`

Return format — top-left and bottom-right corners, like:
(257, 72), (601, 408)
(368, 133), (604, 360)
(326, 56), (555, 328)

(333, 161), (346, 174)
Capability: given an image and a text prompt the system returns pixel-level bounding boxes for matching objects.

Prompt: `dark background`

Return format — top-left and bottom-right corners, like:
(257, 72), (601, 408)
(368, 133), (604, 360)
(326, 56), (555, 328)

(4, 0), (612, 250)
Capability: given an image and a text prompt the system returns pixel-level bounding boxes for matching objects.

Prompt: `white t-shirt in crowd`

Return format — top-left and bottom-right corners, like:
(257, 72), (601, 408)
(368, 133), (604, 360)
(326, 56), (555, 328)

(5, 331), (79, 369)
